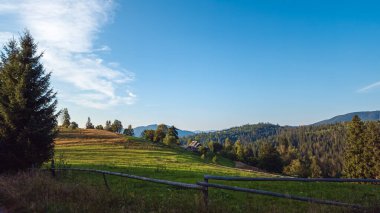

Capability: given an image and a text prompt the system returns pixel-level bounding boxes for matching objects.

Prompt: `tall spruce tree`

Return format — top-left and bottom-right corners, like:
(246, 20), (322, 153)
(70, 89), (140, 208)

(363, 122), (380, 178)
(234, 140), (244, 161)
(61, 108), (70, 128)
(163, 126), (179, 146)
(374, 122), (380, 179)
(343, 115), (366, 178)
(0, 31), (57, 172)
(86, 117), (94, 129)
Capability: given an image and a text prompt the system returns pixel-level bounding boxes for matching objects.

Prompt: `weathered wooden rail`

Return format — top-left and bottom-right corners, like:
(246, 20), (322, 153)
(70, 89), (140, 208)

(200, 175), (380, 210)
(48, 166), (380, 210)
(204, 175), (380, 183)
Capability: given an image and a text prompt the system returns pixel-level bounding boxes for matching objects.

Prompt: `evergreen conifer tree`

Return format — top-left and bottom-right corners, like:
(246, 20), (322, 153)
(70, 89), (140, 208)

(234, 140), (244, 161)
(86, 117), (94, 129)
(363, 122), (380, 178)
(61, 108), (70, 128)
(343, 115), (366, 178)
(0, 31), (58, 172)
(163, 126), (179, 145)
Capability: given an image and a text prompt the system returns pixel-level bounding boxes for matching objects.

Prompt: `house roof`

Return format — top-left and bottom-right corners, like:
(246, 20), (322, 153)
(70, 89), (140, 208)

(188, 141), (201, 148)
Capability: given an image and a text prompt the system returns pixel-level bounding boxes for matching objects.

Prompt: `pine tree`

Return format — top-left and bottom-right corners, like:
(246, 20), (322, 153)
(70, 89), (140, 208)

(363, 122), (380, 178)
(163, 126), (179, 145)
(234, 140), (244, 161)
(167, 126), (179, 139)
(343, 115), (366, 178)
(224, 138), (232, 151)
(61, 108), (70, 128)
(86, 117), (94, 129)
(310, 156), (322, 178)
(258, 142), (283, 173)
(283, 159), (304, 177)
(123, 125), (134, 136)
(105, 120), (111, 131)
(154, 124), (168, 143)
(0, 31), (58, 172)
(374, 122), (380, 179)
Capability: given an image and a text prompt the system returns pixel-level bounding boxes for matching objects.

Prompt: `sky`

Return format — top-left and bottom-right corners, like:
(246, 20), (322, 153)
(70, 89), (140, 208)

(0, 0), (379, 131)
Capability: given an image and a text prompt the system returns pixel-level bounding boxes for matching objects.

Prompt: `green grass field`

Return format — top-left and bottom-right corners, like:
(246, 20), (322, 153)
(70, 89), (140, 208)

(52, 128), (380, 213)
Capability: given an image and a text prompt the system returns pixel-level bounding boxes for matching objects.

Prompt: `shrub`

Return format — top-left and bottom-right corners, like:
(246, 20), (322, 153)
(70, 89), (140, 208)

(212, 155), (218, 164)
(69, 122), (79, 130)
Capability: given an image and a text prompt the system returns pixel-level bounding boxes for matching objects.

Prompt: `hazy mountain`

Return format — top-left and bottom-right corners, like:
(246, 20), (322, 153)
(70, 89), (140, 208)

(313, 111), (380, 125)
(193, 130), (217, 134)
(133, 124), (195, 137)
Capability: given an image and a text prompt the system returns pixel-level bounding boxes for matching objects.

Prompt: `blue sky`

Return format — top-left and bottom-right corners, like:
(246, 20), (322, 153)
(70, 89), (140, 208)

(0, 0), (379, 131)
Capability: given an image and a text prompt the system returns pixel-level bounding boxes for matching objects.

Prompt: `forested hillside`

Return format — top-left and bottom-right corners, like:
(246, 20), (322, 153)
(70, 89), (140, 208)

(181, 123), (281, 144)
(182, 119), (380, 179)
(257, 124), (347, 177)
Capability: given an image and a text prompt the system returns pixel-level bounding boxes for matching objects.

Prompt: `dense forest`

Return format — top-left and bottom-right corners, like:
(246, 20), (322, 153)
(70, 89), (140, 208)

(182, 119), (380, 179)
(181, 123), (282, 144)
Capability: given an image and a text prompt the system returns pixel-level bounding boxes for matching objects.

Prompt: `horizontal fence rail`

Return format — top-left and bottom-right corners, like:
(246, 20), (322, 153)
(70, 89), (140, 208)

(49, 168), (202, 190)
(204, 175), (380, 183)
(197, 181), (362, 209)
(46, 166), (380, 210)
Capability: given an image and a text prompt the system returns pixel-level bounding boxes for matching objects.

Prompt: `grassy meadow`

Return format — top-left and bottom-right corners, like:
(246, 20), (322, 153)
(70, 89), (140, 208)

(41, 128), (379, 213)
(1, 128), (377, 212)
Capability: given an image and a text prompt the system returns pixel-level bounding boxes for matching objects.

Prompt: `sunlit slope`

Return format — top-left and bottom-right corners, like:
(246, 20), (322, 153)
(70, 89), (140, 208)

(55, 128), (266, 178)
(54, 129), (380, 212)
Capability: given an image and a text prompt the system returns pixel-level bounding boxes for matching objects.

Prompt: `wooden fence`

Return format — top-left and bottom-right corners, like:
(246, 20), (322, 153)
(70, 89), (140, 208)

(48, 166), (380, 210)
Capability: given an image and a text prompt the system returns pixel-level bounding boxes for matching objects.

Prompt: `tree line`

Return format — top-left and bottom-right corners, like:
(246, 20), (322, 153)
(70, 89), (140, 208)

(183, 118), (380, 178)
(141, 124), (180, 146)
(60, 108), (135, 136)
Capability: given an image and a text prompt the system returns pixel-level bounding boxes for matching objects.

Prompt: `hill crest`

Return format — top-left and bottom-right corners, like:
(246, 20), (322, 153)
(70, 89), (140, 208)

(313, 110), (380, 125)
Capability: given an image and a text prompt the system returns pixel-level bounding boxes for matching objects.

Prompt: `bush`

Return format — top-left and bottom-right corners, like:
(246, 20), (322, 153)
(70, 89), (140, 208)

(69, 122), (79, 130)
(201, 154), (205, 160)
(212, 155), (218, 164)
(163, 135), (178, 146)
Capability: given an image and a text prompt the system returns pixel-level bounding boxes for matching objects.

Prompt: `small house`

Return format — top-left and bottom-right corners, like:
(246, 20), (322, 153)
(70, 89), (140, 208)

(186, 141), (202, 152)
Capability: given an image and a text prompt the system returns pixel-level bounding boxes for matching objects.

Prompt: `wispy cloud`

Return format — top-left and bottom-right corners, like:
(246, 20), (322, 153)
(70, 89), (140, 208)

(357, 81), (380, 93)
(0, 0), (136, 109)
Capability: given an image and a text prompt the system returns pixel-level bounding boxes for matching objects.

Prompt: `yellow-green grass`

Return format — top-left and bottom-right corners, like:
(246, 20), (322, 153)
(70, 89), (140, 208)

(53, 128), (380, 213)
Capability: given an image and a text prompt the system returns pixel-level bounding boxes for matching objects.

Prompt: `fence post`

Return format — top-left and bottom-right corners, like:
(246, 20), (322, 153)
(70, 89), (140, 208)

(202, 176), (209, 209)
(51, 159), (56, 178)
(103, 172), (110, 191)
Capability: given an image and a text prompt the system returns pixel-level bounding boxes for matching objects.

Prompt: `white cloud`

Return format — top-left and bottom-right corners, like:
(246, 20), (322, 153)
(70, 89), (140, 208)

(0, 32), (14, 45)
(0, 0), (136, 108)
(357, 81), (380, 93)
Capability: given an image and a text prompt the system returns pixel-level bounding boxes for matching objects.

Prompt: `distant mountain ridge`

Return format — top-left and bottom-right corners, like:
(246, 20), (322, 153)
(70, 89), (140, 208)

(313, 111), (380, 125)
(133, 124), (195, 137)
